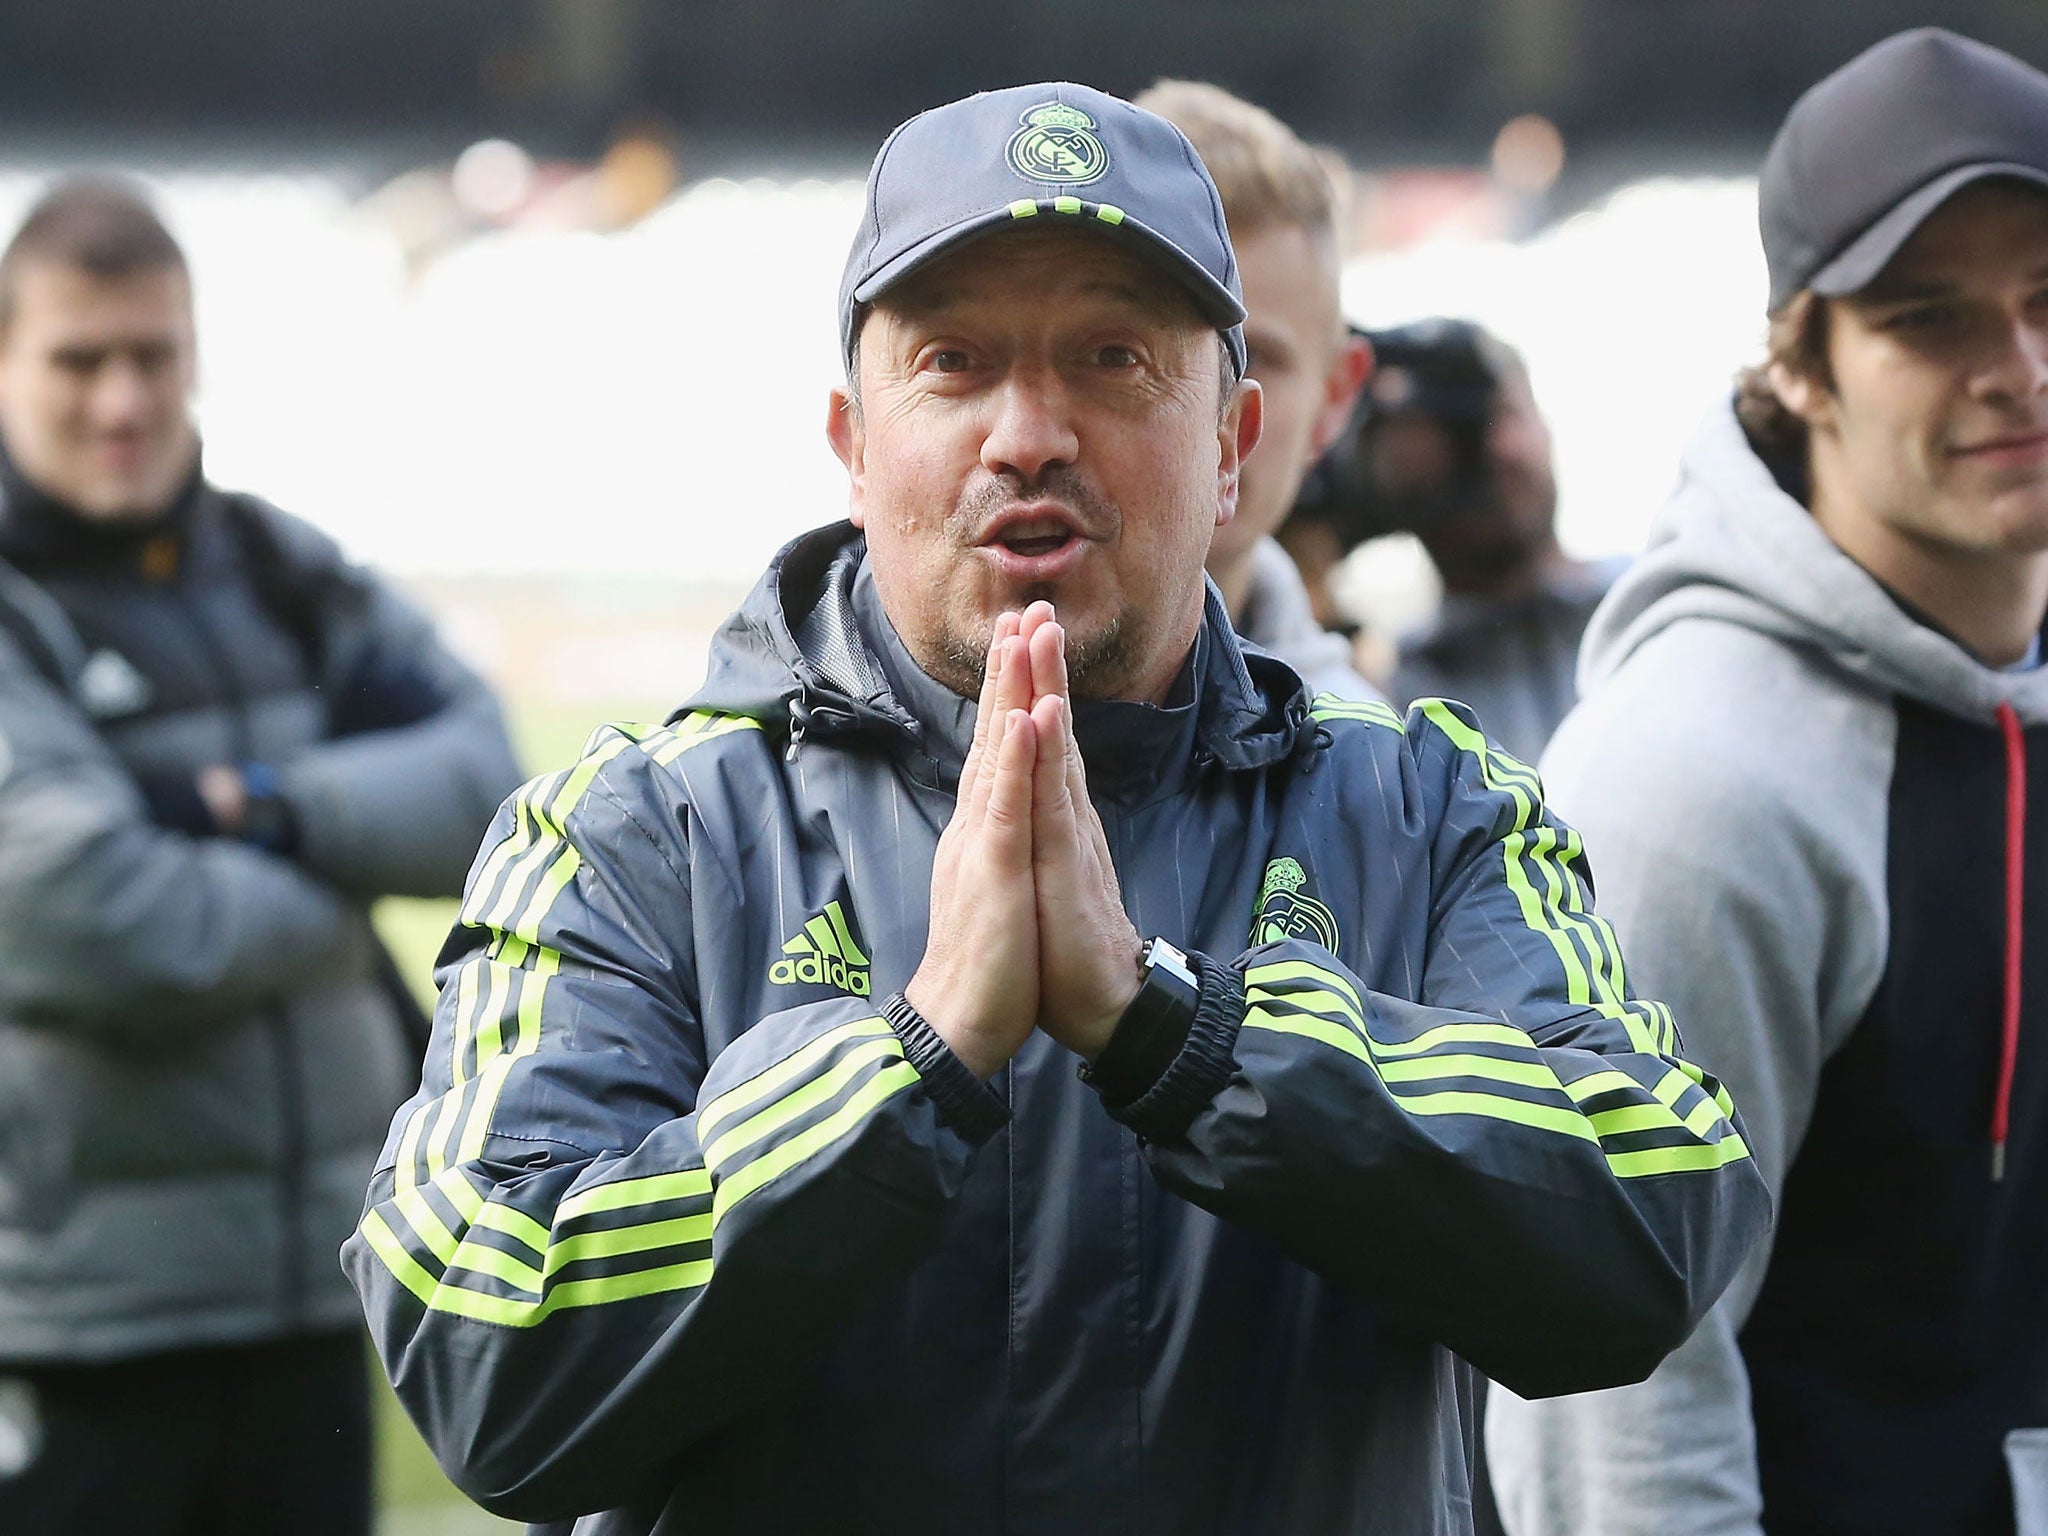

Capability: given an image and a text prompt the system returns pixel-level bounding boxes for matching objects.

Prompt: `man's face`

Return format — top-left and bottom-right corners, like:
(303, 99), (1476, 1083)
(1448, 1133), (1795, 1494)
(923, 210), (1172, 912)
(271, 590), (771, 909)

(0, 260), (198, 521)
(1790, 181), (2048, 564)
(1412, 357), (1558, 588)
(829, 225), (1262, 704)
(1209, 220), (1363, 576)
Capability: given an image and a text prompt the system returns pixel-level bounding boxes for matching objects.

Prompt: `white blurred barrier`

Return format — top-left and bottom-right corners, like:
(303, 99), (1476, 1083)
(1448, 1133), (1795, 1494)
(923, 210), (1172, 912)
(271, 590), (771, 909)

(0, 165), (1767, 584)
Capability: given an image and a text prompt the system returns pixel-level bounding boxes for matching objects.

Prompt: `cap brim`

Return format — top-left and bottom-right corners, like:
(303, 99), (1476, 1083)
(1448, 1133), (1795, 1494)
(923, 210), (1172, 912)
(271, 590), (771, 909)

(851, 202), (1247, 370)
(1811, 161), (2048, 297)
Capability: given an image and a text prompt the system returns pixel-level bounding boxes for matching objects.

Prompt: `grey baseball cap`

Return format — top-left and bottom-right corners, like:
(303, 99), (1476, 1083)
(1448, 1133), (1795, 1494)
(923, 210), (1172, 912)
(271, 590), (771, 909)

(839, 82), (1248, 377)
(1761, 28), (2048, 312)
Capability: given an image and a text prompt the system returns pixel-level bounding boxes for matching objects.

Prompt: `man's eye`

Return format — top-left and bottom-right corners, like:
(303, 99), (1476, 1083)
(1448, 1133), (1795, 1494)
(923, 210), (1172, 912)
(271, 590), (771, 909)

(1094, 344), (1141, 368)
(924, 348), (972, 373)
(1890, 304), (1958, 332)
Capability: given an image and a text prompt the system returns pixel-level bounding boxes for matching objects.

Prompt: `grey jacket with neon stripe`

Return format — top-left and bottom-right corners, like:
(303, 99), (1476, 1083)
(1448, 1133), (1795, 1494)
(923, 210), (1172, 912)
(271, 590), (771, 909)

(347, 523), (1769, 1535)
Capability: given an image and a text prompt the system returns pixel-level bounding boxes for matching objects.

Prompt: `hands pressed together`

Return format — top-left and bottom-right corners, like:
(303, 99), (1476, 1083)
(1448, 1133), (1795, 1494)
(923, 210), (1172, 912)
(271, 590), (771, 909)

(904, 601), (1146, 1080)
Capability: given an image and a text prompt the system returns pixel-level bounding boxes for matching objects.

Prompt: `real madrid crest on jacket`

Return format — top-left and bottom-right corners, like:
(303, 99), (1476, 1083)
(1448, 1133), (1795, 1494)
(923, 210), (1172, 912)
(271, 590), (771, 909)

(350, 522), (1767, 1536)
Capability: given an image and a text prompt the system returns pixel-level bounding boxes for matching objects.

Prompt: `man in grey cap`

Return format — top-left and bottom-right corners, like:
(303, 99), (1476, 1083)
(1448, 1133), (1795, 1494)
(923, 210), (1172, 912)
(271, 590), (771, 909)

(351, 82), (1764, 1535)
(1489, 27), (2048, 1536)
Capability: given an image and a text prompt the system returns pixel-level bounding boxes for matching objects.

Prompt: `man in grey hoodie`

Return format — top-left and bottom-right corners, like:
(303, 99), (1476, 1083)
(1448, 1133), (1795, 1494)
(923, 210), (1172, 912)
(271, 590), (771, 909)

(1488, 28), (2048, 1536)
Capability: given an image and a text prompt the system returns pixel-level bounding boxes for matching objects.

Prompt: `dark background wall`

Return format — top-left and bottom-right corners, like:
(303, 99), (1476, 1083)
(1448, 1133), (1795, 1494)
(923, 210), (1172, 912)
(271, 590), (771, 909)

(7, 1), (2046, 165)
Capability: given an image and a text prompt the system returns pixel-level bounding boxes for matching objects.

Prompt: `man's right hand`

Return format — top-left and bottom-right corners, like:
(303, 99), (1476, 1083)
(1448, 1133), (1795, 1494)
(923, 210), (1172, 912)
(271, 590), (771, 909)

(905, 613), (1044, 1079)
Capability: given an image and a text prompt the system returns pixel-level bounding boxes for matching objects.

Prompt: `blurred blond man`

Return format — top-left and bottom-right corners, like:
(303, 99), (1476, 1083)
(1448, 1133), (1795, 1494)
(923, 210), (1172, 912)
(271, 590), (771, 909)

(1137, 80), (1376, 698)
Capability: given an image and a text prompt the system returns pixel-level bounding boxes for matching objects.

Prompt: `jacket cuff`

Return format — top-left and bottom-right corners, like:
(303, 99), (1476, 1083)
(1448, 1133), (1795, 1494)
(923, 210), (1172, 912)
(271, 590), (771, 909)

(880, 992), (1011, 1147)
(1102, 951), (1243, 1144)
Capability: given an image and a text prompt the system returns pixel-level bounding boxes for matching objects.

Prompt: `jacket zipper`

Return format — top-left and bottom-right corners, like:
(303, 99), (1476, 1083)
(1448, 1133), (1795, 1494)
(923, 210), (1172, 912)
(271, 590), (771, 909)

(1993, 702), (2026, 1183)
(176, 573), (309, 1323)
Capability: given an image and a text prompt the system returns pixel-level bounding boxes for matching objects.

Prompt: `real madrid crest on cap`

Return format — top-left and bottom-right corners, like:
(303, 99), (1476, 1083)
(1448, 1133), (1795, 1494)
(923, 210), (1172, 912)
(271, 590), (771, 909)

(839, 81), (1247, 373)
(1007, 101), (1111, 186)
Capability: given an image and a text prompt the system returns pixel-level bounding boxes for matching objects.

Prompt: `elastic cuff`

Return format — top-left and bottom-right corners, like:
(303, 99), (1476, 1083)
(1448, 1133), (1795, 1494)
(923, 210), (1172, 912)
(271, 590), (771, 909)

(1104, 952), (1244, 1144)
(881, 992), (1011, 1146)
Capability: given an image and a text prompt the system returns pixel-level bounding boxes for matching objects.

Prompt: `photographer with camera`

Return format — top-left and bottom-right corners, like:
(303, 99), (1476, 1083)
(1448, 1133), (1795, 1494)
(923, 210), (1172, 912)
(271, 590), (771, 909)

(1285, 317), (1620, 762)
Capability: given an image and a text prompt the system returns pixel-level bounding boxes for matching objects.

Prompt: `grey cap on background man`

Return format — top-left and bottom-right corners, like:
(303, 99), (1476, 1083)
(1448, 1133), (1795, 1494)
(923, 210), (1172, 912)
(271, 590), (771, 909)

(839, 81), (1248, 375)
(1760, 27), (2048, 312)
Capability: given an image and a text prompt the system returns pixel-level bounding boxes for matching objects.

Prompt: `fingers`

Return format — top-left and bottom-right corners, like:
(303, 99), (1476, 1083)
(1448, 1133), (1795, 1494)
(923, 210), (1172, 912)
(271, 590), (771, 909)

(971, 613), (1021, 751)
(963, 614), (1024, 822)
(1027, 611), (1069, 709)
(1030, 693), (1075, 835)
(977, 634), (1033, 810)
(1025, 621), (1109, 871)
(1016, 599), (1057, 658)
(983, 708), (1038, 871)
(956, 629), (1002, 800)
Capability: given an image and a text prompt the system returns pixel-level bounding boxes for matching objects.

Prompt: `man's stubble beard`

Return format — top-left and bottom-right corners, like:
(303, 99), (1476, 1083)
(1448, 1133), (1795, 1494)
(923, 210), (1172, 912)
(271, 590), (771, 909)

(933, 607), (1136, 702)
(923, 465), (1144, 700)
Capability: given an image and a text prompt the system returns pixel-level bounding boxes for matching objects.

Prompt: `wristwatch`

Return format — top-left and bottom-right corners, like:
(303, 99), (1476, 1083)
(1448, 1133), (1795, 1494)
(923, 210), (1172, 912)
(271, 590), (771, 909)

(1081, 936), (1202, 1105)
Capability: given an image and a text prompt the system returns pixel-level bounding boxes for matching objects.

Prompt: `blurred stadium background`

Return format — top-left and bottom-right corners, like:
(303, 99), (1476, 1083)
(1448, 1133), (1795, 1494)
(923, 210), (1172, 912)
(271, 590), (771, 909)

(6, 3), (2044, 1529)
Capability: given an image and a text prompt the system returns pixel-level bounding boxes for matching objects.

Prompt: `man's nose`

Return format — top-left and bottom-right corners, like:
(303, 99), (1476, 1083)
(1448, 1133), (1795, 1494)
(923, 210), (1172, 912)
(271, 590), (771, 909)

(1981, 316), (2048, 403)
(89, 357), (153, 426)
(980, 367), (1081, 484)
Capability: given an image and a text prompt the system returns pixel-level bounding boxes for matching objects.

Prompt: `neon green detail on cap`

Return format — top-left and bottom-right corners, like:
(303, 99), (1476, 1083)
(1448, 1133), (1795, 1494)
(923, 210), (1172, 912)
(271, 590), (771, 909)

(1053, 195), (1082, 214)
(1095, 204), (1126, 225)
(1008, 199), (1038, 218)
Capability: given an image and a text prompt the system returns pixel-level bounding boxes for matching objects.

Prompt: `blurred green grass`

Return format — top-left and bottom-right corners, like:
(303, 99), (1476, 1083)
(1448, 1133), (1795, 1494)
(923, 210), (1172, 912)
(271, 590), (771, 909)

(369, 696), (665, 1534)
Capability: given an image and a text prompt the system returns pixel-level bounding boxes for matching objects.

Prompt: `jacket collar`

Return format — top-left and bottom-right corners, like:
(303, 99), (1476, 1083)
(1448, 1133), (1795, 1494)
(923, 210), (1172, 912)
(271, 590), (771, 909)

(0, 433), (206, 577)
(685, 521), (1316, 796)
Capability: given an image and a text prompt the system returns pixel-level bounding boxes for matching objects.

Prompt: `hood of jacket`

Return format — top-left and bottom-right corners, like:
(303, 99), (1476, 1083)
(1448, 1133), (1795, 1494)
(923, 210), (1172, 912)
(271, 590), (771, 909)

(1580, 396), (2048, 726)
(683, 521), (1316, 796)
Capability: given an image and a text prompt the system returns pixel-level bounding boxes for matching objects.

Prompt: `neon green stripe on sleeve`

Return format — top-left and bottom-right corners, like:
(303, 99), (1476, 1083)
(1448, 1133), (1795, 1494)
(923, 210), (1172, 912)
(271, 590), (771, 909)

(1245, 959), (1366, 1017)
(711, 1061), (921, 1232)
(461, 790), (543, 928)
(456, 948), (561, 1166)
(411, 1256), (716, 1329)
(1378, 1052), (1570, 1094)
(1586, 1102), (1687, 1138)
(1243, 1002), (1370, 1065)
(696, 1016), (894, 1144)
(1311, 696), (1405, 733)
(392, 1184), (462, 1266)
(559, 1168), (713, 1223)
(1245, 983), (1369, 1036)
(361, 1209), (441, 1307)
(1388, 1087), (1601, 1142)
(702, 1036), (907, 1175)
(1606, 1135), (1751, 1179)
(651, 713), (763, 766)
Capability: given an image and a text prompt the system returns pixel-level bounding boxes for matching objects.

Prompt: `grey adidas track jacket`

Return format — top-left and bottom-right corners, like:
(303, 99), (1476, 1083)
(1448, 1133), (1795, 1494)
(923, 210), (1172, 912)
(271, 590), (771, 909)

(348, 524), (1768, 1535)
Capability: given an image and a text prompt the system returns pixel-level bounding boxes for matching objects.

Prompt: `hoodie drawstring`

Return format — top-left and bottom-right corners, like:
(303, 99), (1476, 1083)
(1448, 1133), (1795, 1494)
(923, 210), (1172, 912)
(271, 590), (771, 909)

(1994, 702), (2026, 1183)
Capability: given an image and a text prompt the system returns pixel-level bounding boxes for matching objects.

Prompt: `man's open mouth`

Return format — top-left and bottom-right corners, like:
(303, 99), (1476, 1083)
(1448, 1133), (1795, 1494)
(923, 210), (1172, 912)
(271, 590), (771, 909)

(998, 528), (1079, 557)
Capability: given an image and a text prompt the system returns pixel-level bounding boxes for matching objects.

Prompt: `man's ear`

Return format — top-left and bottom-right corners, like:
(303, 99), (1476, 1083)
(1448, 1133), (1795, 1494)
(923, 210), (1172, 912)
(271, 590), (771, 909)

(1768, 360), (1833, 434)
(1310, 331), (1372, 459)
(826, 386), (866, 527)
(1216, 376), (1265, 529)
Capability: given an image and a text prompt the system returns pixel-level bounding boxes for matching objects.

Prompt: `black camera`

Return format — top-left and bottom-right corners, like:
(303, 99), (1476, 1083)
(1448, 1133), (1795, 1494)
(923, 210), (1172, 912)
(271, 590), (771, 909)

(1289, 317), (1504, 551)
